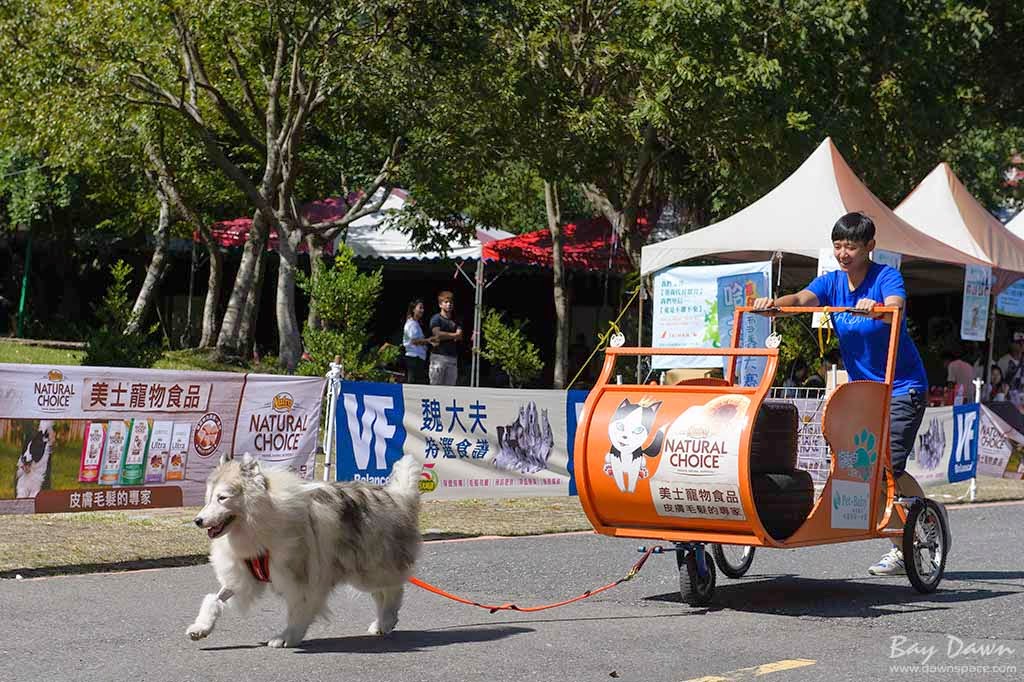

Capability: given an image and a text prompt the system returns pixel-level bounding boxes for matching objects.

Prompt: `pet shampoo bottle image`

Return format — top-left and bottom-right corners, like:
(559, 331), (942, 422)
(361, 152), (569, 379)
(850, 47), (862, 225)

(166, 422), (191, 481)
(78, 421), (107, 483)
(144, 421), (174, 484)
(99, 420), (131, 485)
(119, 418), (151, 486)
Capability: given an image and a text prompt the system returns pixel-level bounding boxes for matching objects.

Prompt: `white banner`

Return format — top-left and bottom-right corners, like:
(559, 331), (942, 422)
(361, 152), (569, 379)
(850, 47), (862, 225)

(651, 261), (772, 369)
(978, 405), (1024, 479)
(333, 382), (589, 499)
(0, 363), (324, 514)
(961, 265), (992, 341)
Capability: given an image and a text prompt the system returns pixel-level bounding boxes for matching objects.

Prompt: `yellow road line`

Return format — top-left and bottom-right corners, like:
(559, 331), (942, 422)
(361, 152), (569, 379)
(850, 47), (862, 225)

(683, 658), (816, 682)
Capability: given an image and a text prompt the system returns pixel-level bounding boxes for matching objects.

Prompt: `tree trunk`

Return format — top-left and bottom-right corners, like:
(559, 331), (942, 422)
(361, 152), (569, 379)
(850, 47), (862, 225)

(546, 180), (569, 389)
(126, 183), (172, 335)
(305, 234), (327, 331)
(198, 245), (222, 348)
(238, 240), (267, 358)
(216, 211), (267, 356)
(276, 226), (304, 371)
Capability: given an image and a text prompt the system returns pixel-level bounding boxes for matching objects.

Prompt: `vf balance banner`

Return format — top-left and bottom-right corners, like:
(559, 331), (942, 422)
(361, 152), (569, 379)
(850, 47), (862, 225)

(334, 382), (589, 498)
(0, 363), (324, 514)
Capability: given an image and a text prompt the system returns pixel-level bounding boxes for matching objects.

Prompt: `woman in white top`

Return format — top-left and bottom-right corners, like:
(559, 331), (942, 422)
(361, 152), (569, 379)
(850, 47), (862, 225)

(402, 299), (432, 383)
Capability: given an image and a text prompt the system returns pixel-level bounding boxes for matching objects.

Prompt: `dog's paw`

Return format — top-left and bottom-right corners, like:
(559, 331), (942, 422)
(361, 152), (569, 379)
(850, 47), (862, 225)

(367, 619), (396, 636)
(186, 623), (211, 641)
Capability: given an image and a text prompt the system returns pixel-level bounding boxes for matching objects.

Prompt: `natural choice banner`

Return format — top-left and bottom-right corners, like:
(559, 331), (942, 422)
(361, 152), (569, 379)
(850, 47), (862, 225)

(651, 261), (772, 370)
(334, 382), (588, 499)
(0, 363), (324, 515)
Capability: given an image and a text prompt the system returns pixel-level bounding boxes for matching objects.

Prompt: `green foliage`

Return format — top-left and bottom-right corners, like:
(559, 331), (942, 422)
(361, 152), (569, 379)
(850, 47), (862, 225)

(82, 260), (163, 368)
(480, 309), (543, 388)
(296, 246), (398, 380)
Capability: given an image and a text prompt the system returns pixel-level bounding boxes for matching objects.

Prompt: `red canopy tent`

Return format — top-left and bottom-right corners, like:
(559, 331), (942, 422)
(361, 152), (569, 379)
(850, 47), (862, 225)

(481, 217), (640, 273)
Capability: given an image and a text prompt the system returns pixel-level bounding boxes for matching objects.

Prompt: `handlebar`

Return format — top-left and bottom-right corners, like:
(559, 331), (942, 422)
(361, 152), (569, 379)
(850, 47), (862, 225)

(741, 305), (899, 319)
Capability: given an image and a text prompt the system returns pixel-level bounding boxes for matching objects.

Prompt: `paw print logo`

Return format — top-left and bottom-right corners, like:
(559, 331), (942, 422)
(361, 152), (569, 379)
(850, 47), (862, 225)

(851, 429), (878, 481)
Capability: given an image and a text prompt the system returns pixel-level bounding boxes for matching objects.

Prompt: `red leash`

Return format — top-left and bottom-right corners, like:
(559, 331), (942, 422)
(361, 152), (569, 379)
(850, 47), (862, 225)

(407, 545), (658, 613)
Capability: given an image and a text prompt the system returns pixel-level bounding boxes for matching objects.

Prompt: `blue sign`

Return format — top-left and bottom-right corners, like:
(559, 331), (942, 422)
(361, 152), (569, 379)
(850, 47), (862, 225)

(565, 389), (589, 496)
(717, 272), (770, 386)
(335, 381), (407, 483)
(948, 403), (980, 483)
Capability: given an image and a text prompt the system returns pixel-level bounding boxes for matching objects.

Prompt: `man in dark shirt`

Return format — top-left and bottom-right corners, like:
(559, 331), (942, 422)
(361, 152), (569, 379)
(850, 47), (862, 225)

(428, 290), (462, 385)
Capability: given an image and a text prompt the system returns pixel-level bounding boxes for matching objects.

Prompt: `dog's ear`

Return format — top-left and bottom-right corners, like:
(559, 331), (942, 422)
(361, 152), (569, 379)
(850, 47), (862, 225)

(219, 452), (235, 466)
(240, 453), (268, 489)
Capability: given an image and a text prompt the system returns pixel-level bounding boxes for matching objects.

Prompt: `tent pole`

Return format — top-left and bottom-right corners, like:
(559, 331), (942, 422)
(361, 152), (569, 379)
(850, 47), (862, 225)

(986, 303), (997, 397)
(636, 279), (644, 383)
(472, 259), (484, 387)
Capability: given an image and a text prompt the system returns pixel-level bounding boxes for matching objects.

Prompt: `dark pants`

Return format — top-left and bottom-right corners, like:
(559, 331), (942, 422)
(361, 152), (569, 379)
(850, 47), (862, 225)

(405, 356), (427, 384)
(890, 388), (925, 475)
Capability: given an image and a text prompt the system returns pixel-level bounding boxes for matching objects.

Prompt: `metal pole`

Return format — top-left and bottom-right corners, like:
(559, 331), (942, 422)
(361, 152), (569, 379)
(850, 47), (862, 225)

(16, 226), (32, 338)
(472, 259), (484, 387)
(322, 355), (343, 482)
(986, 303), (997, 388)
(636, 281), (644, 383)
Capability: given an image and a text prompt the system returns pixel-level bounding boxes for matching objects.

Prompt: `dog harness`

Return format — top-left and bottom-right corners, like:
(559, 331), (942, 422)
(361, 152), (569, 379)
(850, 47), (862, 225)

(245, 552), (271, 583)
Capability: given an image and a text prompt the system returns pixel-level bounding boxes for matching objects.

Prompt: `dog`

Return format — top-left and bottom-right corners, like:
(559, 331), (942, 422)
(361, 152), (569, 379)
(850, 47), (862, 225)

(187, 451), (422, 648)
(15, 420), (54, 499)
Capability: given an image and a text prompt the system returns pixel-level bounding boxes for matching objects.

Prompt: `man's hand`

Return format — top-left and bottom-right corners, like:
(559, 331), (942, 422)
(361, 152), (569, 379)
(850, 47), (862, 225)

(454, 327), (464, 341)
(752, 297), (775, 310)
(854, 298), (877, 311)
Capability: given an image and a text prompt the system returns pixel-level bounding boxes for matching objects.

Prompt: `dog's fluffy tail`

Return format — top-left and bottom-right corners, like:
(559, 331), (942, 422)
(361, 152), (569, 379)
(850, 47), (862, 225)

(387, 454), (422, 498)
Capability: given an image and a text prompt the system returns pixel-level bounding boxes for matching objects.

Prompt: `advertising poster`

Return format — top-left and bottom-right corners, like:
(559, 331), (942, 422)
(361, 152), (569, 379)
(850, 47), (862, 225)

(995, 280), (1024, 318)
(961, 265), (992, 341)
(905, 405), (981, 487)
(717, 272), (770, 386)
(334, 382), (578, 499)
(0, 364), (324, 515)
(977, 406), (1024, 479)
(651, 261), (772, 370)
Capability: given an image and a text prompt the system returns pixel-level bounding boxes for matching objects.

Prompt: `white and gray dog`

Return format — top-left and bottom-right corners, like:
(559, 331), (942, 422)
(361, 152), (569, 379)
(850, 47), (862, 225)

(187, 452), (422, 648)
(15, 420), (54, 499)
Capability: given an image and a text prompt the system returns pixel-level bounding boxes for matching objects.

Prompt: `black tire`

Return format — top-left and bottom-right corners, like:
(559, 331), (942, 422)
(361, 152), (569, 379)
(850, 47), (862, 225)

(751, 471), (814, 540)
(712, 544), (756, 578)
(903, 499), (948, 594)
(676, 547), (716, 606)
(750, 401), (799, 474)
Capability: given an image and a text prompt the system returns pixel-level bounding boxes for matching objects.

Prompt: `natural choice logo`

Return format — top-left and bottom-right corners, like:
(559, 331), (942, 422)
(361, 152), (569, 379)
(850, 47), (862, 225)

(837, 429), (877, 482)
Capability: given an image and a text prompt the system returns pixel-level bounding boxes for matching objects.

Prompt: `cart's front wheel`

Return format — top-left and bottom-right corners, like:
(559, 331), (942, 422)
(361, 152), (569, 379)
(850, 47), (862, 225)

(902, 499), (948, 594)
(712, 544), (756, 579)
(677, 546), (716, 606)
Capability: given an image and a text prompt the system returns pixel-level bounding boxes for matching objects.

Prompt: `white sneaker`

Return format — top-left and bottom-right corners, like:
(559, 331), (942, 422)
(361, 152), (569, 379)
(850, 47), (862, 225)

(868, 547), (905, 576)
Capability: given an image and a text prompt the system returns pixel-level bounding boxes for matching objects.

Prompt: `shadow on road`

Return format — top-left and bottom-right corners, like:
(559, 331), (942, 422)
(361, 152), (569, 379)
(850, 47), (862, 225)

(643, 573), (1018, 618)
(291, 626), (535, 654)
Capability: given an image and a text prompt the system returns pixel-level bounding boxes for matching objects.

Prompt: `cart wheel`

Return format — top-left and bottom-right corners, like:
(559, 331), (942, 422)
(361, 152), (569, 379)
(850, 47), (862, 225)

(902, 499), (948, 594)
(711, 544), (756, 579)
(677, 548), (716, 606)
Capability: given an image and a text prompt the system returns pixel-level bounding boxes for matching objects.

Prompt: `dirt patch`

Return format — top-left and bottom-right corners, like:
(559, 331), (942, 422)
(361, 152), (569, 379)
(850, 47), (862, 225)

(3, 479), (1021, 578)
(0, 497), (592, 577)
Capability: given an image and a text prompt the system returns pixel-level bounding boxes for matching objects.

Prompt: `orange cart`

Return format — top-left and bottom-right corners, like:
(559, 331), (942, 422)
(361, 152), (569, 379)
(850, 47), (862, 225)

(573, 306), (949, 605)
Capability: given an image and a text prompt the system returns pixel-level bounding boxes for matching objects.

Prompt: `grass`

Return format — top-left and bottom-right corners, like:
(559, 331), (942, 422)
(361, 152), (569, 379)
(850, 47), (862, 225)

(0, 342), (84, 366)
(0, 497), (594, 577)
(0, 340), (282, 374)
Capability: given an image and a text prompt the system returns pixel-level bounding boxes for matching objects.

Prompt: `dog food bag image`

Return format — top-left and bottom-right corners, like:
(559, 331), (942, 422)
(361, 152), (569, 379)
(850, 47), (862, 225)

(119, 418), (151, 486)
(166, 422), (191, 481)
(78, 421), (107, 483)
(99, 420), (131, 485)
(144, 420), (174, 484)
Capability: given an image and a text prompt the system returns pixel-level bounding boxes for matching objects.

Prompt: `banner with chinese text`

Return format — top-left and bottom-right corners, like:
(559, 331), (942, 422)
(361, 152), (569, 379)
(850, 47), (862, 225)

(0, 363), (324, 514)
(334, 382), (589, 499)
(651, 261), (772, 370)
(961, 265), (992, 342)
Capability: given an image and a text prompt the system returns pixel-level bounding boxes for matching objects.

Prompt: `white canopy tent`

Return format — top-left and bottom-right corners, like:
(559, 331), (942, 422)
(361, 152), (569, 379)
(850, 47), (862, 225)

(894, 163), (1024, 290)
(335, 188), (514, 387)
(338, 189), (513, 260)
(1005, 210), (1024, 238)
(640, 138), (990, 277)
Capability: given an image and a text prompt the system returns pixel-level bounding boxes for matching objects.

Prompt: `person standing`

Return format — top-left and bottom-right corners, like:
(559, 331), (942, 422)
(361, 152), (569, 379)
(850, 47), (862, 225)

(402, 299), (432, 384)
(428, 290), (463, 385)
(997, 331), (1024, 406)
(754, 211), (938, 576)
(943, 347), (976, 402)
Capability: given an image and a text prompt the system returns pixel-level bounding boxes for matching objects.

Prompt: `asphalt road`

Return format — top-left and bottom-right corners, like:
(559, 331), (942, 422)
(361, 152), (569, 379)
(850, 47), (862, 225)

(2, 502), (1022, 682)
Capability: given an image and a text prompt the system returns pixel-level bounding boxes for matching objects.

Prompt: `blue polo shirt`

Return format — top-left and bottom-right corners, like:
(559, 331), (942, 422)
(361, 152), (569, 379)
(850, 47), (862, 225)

(806, 262), (928, 396)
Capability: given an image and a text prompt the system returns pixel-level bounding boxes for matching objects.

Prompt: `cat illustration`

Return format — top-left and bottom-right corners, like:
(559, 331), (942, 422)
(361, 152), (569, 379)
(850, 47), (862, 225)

(604, 398), (666, 493)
